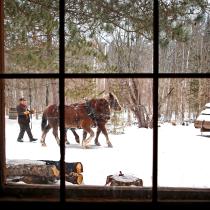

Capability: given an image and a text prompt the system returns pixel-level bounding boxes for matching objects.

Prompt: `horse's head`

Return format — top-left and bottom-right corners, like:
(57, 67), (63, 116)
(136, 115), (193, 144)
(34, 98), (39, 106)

(107, 92), (122, 112)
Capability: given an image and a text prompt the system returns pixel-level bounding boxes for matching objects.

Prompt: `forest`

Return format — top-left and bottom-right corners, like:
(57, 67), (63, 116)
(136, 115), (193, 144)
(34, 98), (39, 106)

(5, 78), (153, 129)
(3, 0), (210, 126)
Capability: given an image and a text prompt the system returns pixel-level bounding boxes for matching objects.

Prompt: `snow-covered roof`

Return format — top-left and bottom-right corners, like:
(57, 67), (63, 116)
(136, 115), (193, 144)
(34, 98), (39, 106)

(201, 109), (210, 115)
(205, 103), (210, 108)
(196, 106), (210, 121)
(196, 114), (210, 121)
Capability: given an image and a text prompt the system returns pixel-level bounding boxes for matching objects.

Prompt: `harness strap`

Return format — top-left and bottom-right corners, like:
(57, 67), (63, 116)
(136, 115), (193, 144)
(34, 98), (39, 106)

(85, 100), (97, 126)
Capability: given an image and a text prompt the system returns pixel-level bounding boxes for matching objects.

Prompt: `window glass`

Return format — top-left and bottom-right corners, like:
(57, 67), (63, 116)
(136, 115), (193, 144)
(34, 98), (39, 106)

(4, 0), (59, 73)
(64, 78), (153, 191)
(158, 78), (210, 188)
(159, 0), (209, 73)
(5, 79), (60, 196)
(65, 1), (153, 73)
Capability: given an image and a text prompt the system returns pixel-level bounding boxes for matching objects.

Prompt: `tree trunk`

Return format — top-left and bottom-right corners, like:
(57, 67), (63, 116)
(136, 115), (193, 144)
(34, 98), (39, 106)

(6, 159), (59, 178)
(51, 79), (58, 104)
(106, 173), (143, 187)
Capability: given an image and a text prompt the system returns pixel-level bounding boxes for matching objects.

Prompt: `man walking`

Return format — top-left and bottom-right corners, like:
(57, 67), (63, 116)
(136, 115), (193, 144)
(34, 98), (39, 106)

(16, 97), (37, 142)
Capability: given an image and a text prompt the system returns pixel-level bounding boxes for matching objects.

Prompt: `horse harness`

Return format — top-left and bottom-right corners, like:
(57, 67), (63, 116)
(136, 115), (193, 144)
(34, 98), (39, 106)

(69, 101), (97, 128)
(46, 101), (107, 128)
(85, 100), (98, 125)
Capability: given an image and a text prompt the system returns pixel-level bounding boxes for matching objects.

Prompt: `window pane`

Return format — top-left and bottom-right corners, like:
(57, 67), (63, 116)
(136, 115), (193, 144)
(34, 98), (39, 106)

(5, 79), (60, 198)
(159, 0), (209, 73)
(4, 0), (59, 73)
(65, 1), (153, 73)
(64, 78), (153, 200)
(158, 78), (210, 191)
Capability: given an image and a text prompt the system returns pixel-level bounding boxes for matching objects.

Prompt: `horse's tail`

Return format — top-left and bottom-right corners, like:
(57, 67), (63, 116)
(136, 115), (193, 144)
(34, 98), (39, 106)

(41, 112), (48, 131)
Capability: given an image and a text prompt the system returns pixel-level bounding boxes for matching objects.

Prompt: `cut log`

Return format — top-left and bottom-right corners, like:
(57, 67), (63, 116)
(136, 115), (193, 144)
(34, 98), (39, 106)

(201, 127), (210, 132)
(40, 160), (83, 184)
(6, 159), (83, 185)
(65, 173), (83, 184)
(194, 120), (210, 130)
(7, 176), (57, 184)
(41, 160), (83, 174)
(6, 159), (59, 182)
(194, 107), (210, 129)
(106, 173), (143, 187)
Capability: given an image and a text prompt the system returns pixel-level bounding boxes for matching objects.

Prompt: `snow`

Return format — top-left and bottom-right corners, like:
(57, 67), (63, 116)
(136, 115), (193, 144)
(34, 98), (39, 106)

(196, 114), (210, 121)
(158, 123), (210, 188)
(5, 116), (210, 188)
(201, 109), (210, 115)
(205, 103), (210, 108)
(195, 108), (210, 121)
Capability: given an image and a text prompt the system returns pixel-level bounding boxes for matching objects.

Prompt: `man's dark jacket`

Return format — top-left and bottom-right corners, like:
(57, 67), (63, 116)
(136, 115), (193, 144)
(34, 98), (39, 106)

(16, 104), (30, 124)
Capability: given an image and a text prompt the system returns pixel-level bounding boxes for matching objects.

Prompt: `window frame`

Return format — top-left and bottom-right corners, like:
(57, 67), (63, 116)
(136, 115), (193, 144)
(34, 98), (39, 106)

(1, 0), (210, 206)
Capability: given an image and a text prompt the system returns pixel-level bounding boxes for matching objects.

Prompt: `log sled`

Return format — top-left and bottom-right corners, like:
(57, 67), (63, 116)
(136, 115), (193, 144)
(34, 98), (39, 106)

(6, 159), (83, 185)
(194, 103), (210, 132)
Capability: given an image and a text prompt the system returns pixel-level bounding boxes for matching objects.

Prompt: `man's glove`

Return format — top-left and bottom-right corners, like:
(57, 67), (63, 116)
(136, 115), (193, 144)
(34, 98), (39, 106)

(24, 111), (30, 115)
(30, 109), (35, 114)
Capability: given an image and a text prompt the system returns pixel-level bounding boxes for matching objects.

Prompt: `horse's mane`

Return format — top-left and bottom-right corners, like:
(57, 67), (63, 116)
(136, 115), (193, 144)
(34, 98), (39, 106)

(104, 92), (119, 101)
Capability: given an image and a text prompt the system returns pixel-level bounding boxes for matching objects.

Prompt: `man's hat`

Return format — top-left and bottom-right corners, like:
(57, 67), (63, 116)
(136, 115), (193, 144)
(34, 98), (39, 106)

(19, 97), (27, 101)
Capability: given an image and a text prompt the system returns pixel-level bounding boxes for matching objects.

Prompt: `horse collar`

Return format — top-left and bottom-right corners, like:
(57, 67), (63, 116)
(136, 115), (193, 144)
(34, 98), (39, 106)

(85, 100), (97, 122)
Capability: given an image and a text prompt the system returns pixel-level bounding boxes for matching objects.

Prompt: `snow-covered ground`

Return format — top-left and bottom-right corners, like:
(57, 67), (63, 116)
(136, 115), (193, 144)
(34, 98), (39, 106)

(158, 122), (210, 188)
(5, 117), (210, 188)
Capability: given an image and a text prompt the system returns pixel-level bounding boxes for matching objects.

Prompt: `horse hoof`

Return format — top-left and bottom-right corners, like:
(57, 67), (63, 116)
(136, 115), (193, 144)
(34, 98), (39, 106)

(65, 141), (70, 145)
(95, 142), (101, 146)
(108, 143), (113, 148)
(76, 139), (80, 143)
(81, 141), (87, 147)
(82, 143), (89, 149)
(41, 143), (47, 147)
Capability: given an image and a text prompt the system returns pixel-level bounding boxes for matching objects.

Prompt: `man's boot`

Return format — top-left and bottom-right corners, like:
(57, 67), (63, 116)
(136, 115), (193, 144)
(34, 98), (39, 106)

(30, 138), (38, 142)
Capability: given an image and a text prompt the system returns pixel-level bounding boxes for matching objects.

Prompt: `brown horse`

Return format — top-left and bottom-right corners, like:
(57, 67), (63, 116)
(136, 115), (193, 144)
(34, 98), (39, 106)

(69, 92), (122, 147)
(40, 95), (113, 148)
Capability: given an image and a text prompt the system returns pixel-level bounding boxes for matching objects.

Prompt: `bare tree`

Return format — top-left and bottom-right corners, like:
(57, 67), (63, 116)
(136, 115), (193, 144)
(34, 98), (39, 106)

(118, 78), (152, 128)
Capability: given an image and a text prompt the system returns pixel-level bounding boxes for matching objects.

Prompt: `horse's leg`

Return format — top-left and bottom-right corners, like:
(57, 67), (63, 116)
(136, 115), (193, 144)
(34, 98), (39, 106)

(81, 126), (94, 148)
(71, 128), (80, 143)
(99, 123), (113, 148)
(40, 124), (51, 146)
(52, 125), (60, 146)
(65, 128), (70, 145)
(94, 127), (101, 146)
(82, 130), (87, 141)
